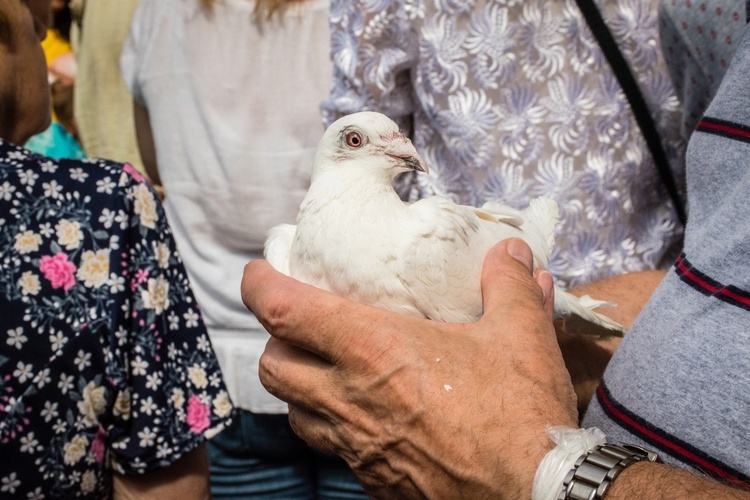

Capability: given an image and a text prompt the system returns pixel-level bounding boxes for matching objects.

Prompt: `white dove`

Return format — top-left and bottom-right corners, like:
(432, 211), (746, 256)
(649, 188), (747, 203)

(265, 111), (624, 335)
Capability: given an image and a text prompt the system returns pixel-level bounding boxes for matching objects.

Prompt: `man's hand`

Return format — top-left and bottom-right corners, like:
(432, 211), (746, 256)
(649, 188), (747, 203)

(242, 239), (577, 498)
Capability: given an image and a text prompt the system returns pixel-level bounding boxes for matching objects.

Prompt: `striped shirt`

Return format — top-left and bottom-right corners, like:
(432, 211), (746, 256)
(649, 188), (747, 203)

(584, 20), (750, 490)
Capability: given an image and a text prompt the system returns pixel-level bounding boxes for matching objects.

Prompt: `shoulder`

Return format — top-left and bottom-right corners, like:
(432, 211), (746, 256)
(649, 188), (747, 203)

(1, 143), (164, 233)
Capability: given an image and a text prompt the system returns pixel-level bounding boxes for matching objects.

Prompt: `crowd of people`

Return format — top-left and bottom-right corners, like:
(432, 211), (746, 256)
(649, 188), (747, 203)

(1, 0), (748, 498)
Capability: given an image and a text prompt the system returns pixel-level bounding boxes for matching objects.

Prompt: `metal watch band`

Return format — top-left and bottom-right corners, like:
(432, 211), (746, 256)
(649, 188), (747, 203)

(558, 442), (659, 500)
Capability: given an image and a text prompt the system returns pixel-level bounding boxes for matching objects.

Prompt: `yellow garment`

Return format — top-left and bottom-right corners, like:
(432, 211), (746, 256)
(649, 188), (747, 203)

(71, 0), (145, 173)
(41, 29), (72, 67)
(41, 30), (74, 123)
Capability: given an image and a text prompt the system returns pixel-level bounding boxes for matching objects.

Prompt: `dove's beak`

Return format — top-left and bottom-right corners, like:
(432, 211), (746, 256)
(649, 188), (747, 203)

(390, 154), (428, 174)
(385, 134), (430, 174)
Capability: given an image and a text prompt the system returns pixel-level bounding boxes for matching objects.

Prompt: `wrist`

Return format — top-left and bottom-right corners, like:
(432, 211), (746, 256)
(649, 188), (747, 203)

(532, 427), (607, 500)
(532, 427), (660, 500)
(559, 441), (659, 499)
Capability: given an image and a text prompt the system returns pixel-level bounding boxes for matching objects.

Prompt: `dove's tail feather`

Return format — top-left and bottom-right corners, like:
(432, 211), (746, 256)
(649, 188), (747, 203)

(522, 197), (559, 250)
(264, 223), (297, 276)
(509, 196), (560, 266)
(553, 286), (626, 337)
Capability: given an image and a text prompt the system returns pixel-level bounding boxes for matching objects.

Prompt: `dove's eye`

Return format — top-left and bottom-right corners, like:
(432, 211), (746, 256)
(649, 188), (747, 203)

(345, 131), (364, 148)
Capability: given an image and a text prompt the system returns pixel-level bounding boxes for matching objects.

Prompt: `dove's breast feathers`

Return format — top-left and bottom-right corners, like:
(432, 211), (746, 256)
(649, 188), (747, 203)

(267, 168), (558, 323)
(281, 172), (427, 318)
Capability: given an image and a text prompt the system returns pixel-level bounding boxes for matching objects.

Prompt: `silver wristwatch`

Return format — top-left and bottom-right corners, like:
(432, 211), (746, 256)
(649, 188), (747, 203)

(558, 442), (660, 500)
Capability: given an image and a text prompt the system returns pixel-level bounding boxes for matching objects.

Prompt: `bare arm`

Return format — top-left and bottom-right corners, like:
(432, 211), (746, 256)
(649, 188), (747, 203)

(557, 270), (667, 412)
(566, 270), (668, 329)
(113, 443), (210, 500)
(133, 101), (162, 188)
(608, 462), (749, 499)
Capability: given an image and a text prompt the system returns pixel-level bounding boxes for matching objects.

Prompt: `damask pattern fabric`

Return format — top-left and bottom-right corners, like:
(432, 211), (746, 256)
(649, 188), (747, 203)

(323, 0), (687, 287)
(0, 140), (233, 498)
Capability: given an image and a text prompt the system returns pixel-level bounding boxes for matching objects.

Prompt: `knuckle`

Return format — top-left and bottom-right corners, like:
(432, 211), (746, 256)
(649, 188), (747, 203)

(257, 349), (281, 394)
(256, 286), (296, 335)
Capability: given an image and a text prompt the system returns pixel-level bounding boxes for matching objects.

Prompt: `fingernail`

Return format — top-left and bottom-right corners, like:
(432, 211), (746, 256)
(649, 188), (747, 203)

(535, 270), (554, 306)
(506, 238), (533, 271)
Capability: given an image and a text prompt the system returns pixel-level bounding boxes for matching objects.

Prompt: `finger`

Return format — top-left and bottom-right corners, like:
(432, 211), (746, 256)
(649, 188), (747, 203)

(242, 259), (424, 365)
(286, 404), (342, 456)
(259, 337), (343, 417)
(241, 259), (350, 355)
(480, 238), (547, 320)
(534, 269), (555, 320)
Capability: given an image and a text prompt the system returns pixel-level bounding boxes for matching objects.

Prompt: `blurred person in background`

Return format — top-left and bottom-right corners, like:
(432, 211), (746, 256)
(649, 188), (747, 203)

(24, 0), (85, 159)
(0, 0), (233, 497)
(69, 0), (146, 175)
(121, 0), (367, 497)
(323, 0), (686, 290)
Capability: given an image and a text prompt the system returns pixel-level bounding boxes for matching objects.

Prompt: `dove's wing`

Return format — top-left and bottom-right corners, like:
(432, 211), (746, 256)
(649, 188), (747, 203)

(553, 289), (624, 336)
(474, 201), (524, 227)
(398, 196), (625, 334)
(264, 223), (297, 276)
(480, 197), (559, 270)
(397, 196), (525, 323)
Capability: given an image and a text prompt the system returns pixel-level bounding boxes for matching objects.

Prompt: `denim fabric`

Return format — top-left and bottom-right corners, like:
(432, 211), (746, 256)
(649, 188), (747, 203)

(208, 410), (368, 499)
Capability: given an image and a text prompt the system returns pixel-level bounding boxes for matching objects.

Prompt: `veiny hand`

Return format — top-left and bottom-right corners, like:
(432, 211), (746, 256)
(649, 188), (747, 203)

(242, 239), (578, 498)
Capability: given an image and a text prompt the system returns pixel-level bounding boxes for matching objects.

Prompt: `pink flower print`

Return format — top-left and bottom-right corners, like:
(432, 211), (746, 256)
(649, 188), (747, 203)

(91, 426), (106, 462)
(135, 269), (149, 284)
(123, 163), (146, 183)
(186, 395), (210, 434)
(39, 253), (77, 291)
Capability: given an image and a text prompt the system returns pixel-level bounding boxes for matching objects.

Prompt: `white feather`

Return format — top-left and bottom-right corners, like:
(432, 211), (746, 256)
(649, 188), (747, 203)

(264, 112), (624, 334)
(264, 223), (296, 276)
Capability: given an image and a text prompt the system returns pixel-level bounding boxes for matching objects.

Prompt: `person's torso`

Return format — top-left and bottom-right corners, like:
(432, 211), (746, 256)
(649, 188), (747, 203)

(584, 21), (750, 488)
(124, 0), (333, 329)
(328, 0), (688, 287)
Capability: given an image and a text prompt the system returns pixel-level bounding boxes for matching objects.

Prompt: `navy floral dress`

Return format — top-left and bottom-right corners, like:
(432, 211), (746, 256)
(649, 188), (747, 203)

(0, 140), (234, 498)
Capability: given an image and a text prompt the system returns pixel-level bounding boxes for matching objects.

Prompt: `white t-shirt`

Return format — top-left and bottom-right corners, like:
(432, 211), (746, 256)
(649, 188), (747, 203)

(122, 0), (332, 412)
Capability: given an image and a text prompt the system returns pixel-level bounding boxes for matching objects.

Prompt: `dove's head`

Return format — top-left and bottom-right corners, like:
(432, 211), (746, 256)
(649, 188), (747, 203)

(313, 112), (429, 181)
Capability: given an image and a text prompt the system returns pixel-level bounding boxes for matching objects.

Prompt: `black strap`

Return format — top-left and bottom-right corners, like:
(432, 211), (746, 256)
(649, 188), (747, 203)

(575, 0), (687, 225)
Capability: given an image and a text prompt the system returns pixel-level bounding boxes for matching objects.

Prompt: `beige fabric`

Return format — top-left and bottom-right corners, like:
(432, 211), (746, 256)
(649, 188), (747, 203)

(72, 0), (144, 172)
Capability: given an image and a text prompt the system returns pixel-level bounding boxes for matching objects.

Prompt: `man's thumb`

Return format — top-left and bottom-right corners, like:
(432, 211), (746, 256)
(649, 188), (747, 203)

(480, 238), (554, 319)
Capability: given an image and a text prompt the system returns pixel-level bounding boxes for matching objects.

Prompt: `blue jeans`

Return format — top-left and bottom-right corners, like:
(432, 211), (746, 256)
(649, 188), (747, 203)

(208, 410), (369, 499)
